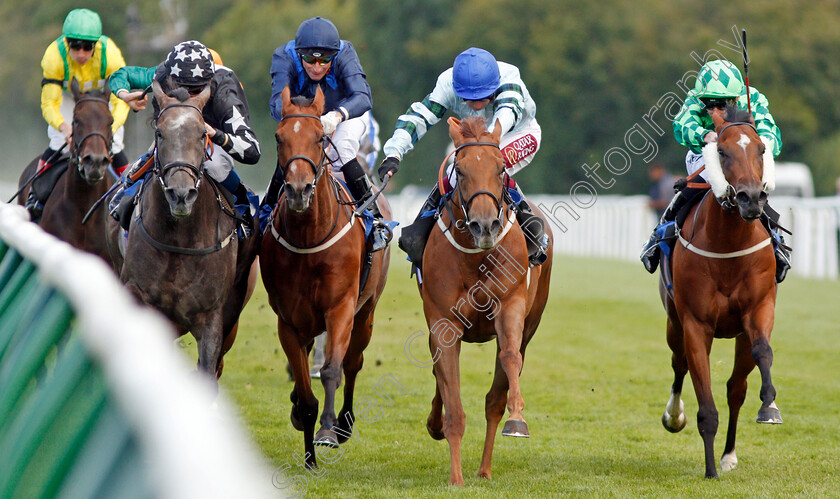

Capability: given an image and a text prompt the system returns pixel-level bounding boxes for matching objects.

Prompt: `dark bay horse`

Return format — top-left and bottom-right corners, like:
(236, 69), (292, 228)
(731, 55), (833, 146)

(660, 105), (781, 479)
(260, 87), (390, 468)
(421, 116), (552, 485)
(18, 79), (114, 261)
(114, 80), (258, 380)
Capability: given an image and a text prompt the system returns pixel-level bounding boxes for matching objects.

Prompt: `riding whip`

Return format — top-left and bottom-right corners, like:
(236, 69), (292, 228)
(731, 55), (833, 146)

(742, 29), (752, 115)
(354, 174), (390, 216)
(7, 143), (68, 203)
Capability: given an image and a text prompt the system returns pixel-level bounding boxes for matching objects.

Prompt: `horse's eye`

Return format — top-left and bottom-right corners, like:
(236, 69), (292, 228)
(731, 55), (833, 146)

(155, 129), (162, 139)
(717, 148), (725, 158)
(454, 167), (462, 177)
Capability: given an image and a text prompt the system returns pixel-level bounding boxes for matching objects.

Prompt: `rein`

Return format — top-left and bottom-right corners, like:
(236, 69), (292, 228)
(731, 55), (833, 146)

(70, 94), (113, 169)
(268, 112), (355, 254)
(436, 140), (516, 253)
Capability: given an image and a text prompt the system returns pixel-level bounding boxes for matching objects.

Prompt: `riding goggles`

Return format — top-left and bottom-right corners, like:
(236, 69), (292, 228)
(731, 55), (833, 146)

(299, 53), (334, 66)
(700, 97), (736, 110)
(67, 38), (96, 51)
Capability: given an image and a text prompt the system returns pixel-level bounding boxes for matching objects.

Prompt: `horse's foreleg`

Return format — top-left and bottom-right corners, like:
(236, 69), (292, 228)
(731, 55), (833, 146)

(315, 301), (355, 447)
(683, 320), (719, 479)
(663, 316), (688, 433)
(478, 350), (509, 480)
(496, 303), (528, 437)
(335, 305), (375, 444)
(748, 302), (781, 424)
(195, 314), (225, 386)
(721, 334), (755, 472)
(430, 330), (465, 486)
(278, 319), (319, 469)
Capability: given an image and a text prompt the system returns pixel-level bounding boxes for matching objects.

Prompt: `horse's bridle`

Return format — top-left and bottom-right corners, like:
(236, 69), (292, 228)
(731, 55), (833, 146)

(713, 121), (760, 210)
(276, 113), (329, 187)
(70, 95), (113, 169)
(450, 141), (508, 229)
(153, 102), (210, 190)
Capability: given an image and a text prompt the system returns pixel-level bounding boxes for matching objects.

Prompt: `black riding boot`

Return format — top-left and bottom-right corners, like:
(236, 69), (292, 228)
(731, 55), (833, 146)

(398, 186), (442, 267)
(24, 191), (45, 222)
(232, 183), (257, 239)
(342, 159), (392, 252)
(762, 205), (792, 283)
(515, 193), (550, 266)
(109, 150), (153, 221)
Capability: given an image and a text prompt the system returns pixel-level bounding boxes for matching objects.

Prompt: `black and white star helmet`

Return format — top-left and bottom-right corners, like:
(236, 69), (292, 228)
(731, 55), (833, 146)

(164, 40), (214, 87)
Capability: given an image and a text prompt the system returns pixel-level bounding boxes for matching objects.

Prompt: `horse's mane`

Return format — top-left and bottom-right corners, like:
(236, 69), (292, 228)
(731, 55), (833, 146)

(724, 104), (753, 124)
(459, 116), (490, 140)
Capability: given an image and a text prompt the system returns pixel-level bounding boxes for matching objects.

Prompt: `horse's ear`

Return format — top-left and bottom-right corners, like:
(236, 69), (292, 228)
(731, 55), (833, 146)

(151, 79), (171, 106)
(709, 107), (726, 131)
(102, 79), (110, 97)
(70, 78), (81, 100)
(281, 86), (291, 112)
(491, 118), (503, 144)
(192, 83), (212, 109)
(313, 86), (325, 115)
(447, 116), (462, 145)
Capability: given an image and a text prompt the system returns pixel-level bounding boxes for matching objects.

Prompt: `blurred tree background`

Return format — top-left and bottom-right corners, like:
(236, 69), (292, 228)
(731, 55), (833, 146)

(2, 0), (840, 195)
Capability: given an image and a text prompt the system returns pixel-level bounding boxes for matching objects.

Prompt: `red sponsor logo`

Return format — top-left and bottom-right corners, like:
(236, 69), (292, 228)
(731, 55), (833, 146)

(501, 134), (537, 168)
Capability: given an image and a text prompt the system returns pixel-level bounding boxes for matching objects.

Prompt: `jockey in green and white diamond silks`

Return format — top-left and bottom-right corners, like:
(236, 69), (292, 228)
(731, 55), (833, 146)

(640, 58), (790, 283)
(379, 47), (549, 268)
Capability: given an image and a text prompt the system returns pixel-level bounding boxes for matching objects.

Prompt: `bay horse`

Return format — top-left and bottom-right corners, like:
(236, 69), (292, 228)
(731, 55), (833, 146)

(260, 86), (390, 468)
(660, 105), (781, 479)
(421, 116), (552, 485)
(114, 80), (258, 380)
(18, 78), (114, 261)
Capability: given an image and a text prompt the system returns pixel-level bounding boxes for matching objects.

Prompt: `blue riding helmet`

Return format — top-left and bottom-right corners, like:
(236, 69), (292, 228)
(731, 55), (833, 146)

(453, 47), (500, 100)
(295, 17), (340, 57)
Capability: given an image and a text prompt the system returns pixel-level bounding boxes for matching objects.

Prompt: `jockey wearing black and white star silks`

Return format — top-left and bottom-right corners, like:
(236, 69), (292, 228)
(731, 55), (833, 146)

(109, 40), (262, 235)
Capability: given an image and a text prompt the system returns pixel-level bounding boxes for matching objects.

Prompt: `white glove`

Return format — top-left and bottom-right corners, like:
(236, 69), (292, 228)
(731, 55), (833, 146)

(320, 111), (343, 135)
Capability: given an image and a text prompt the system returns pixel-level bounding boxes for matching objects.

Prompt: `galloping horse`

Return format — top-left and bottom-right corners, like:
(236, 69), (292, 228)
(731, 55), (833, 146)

(260, 87), (390, 469)
(113, 80), (258, 380)
(421, 116), (552, 485)
(18, 79), (114, 261)
(660, 105), (781, 479)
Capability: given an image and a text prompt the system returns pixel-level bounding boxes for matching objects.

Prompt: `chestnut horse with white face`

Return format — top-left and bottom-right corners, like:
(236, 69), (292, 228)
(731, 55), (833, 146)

(660, 105), (781, 479)
(420, 116), (552, 485)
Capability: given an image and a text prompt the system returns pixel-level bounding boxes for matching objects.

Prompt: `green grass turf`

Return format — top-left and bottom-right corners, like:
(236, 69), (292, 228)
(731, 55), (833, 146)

(179, 255), (840, 497)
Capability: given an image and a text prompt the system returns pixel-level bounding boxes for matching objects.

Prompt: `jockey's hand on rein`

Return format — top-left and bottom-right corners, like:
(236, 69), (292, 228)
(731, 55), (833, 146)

(378, 157), (400, 182)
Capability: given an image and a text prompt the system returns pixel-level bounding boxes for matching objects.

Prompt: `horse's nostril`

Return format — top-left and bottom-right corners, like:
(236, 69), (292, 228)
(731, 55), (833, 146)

(303, 183), (314, 196)
(759, 191), (768, 204)
(468, 221), (482, 236)
(490, 219), (503, 234)
(185, 189), (198, 204)
(736, 191), (751, 205)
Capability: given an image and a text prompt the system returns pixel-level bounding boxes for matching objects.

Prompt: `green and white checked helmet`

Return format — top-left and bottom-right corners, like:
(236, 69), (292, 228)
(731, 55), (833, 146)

(694, 60), (744, 99)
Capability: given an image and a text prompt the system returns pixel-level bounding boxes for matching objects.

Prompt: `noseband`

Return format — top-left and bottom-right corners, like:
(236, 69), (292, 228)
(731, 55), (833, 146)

(452, 141), (507, 228)
(154, 102), (210, 190)
(71, 95), (113, 168)
(277, 113), (327, 187)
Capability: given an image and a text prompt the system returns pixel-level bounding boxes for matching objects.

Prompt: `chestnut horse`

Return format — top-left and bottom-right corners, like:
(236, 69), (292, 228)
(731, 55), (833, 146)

(113, 81), (258, 381)
(660, 105), (781, 479)
(420, 116), (552, 485)
(18, 79), (114, 261)
(260, 87), (390, 468)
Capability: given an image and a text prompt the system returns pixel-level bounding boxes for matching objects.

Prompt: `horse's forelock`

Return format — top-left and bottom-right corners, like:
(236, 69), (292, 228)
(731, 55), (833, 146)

(458, 116), (489, 141)
(290, 95), (315, 109)
(724, 104), (752, 124)
(169, 87), (191, 103)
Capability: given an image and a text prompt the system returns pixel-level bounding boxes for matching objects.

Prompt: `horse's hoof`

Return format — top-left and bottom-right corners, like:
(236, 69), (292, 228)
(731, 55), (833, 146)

(757, 402), (783, 424)
(720, 452), (738, 472)
(501, 419), (530, 438)
(290, 408), (304, 432)
(427, 423), (445, 440)
(314, 428), (339, 447)
(661, 410), (687, 433)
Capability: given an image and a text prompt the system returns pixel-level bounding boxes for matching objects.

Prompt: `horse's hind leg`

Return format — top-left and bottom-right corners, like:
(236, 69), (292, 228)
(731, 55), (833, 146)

(721, 334), (755, 472)
(335, 305), (375, 444)
(315, 301), (355, 447)
(663, 317), (688, 433)
(478, 350), (509, 479)
(496, 307), (528, 438)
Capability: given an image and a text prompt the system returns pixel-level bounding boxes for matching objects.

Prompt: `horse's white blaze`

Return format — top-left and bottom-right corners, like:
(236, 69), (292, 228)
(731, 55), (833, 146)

(293, 121), (301, 133)
(721, 451), (738, 472)
(169, 113), (192, 129)
(289, 163), (298, 175)
(737, 133), (750, 151)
